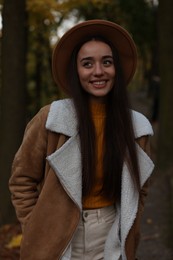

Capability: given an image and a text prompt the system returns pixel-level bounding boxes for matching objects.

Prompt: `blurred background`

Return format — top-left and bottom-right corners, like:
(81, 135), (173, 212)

(0, 0), (173, 259)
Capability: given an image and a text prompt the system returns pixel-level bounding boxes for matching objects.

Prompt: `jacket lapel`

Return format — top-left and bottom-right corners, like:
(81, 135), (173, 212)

(120, 144), (154, 259)
(46, 99), (78, 137)
(46, 134), (82, 210)
(46, 99), (82, 210)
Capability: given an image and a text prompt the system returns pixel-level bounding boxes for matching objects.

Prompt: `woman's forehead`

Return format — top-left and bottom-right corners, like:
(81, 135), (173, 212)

(77, 40), (113, 58)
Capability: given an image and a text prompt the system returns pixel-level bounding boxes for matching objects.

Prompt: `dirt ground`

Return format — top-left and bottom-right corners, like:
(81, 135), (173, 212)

(0, 222), (20, 259)
(0, 90), (173, 259)
(137, 168), (173, 260)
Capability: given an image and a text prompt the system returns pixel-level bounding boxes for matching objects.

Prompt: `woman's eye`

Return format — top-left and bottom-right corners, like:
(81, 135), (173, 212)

(103, 59), (113, 66)
(82, 61), (92, 68)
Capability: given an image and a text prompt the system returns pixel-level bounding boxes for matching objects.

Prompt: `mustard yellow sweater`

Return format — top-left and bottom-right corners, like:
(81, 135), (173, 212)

(83, 101), (114, 209)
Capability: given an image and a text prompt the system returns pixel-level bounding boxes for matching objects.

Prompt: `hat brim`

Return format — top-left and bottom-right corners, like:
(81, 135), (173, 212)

(52, 19), (137, 94)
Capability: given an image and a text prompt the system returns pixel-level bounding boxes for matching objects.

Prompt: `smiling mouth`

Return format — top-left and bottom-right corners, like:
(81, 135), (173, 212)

(91, 80), (107, 87)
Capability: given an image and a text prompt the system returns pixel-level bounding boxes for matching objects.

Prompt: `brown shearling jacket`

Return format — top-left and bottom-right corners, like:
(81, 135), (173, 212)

(9, 99), (154, 260)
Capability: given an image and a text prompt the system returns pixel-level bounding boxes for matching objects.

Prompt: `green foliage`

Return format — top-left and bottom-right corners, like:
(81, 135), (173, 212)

(25, 0), (62, 117)
(58, 0), (120, 21)
(118, 0), (156, 55)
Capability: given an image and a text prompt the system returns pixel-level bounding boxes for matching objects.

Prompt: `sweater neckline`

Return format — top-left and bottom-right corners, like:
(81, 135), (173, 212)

(89, 100), (106, 118)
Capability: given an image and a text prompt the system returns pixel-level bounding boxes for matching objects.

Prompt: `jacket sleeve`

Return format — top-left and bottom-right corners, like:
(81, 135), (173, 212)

(9, 106), (50, 228)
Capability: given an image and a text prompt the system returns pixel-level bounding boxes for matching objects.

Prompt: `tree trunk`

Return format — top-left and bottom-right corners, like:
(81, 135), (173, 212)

(157, 0), (173, 170)
(0, 0), (27, 225)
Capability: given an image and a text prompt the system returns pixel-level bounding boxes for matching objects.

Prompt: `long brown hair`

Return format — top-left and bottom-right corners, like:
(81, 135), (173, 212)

(67, 37), (140, 201)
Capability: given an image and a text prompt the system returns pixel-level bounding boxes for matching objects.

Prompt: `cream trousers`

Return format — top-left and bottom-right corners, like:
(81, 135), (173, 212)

(71, 205), (116, 260)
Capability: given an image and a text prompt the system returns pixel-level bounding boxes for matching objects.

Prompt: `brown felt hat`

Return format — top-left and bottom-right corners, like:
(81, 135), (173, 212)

(52, 19), (137, 94)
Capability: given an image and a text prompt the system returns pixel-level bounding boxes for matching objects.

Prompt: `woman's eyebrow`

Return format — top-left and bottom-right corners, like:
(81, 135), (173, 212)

(80, 57), (93, 62)
(80, 55), (113, 62)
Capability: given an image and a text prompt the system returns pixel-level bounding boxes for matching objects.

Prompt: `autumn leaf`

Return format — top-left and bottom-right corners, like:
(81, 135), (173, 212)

(6, 234), (22, 249)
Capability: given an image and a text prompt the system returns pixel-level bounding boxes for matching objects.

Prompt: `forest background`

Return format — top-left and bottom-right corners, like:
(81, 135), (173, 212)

(0, 0), (173, 257)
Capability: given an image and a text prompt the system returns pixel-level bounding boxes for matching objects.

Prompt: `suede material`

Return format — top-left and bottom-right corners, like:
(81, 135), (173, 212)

(9, 104), (153, 260)
(125, 180), (149, 260)
(9, 106), (80, 259)
(21, 169), (80, 260)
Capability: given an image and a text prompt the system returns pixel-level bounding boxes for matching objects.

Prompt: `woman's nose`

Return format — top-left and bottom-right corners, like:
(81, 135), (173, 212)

(93, 63), (104, 76)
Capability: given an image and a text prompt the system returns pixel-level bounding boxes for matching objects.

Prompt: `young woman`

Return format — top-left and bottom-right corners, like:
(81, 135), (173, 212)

(9, 20), (154, 260)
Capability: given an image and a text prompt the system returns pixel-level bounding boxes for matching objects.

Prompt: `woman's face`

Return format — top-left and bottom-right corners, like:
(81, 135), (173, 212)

(77, 40), (116, 101)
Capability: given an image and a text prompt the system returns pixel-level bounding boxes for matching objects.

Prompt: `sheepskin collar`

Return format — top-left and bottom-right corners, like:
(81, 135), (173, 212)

(46, 99), (77, 137)
(46, 98), (154, 138)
